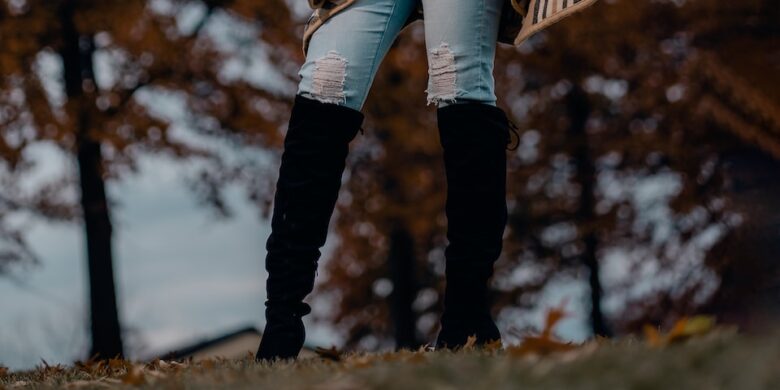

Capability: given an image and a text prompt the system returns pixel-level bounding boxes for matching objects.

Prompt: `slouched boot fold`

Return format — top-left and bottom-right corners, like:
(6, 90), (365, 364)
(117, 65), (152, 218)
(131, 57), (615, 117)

(256, 95), (364, 362)
(435, 103), (511, 349)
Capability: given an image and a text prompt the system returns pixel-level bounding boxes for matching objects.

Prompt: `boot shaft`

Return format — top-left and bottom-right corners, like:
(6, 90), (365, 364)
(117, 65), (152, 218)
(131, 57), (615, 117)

(258, 96), (364, 362)
(265, 95), (364, 309)
(437, 103), (510, 272)
(437, 103), (511, 318)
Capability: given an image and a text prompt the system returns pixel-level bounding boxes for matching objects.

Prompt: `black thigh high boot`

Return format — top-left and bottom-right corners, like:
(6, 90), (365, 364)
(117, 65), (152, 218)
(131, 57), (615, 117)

(256, 95), (364, 362)
(435, 103), (511, 349)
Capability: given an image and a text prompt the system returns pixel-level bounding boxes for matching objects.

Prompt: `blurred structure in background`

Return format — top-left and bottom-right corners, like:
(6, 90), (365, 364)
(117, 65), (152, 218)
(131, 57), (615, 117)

(691, 44), (780, 331)
(0, 0), (778, 367)
(157, 326), (317, 362)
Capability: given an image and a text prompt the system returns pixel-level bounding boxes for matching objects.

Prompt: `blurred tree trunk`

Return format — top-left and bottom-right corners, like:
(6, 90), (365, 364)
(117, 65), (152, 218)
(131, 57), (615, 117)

(387, 224), (419, 349)
(60, 0), (124, 359)
(567, 85), (612, 338)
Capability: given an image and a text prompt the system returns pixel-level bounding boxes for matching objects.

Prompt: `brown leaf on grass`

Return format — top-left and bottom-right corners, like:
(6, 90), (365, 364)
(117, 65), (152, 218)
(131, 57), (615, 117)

(644, 316), (716, 347)
(673, 316), (716, 341)
(643, 324), (663, 347)
(74, 360), (93, 372)
(75, 359), (106, 376)
(462, 335), (478, 350)
(540, 301), (569, 339)
(121, 365), (146, 386)
(145, 358), (161, 370)
(315, 346), (343, 362)
(506, 302), (580, 357)
(107, 358), (129, 372)
(38, 359), (66, 376)
(418, 344), (434, 353)
(484, 338), (504, 352)
(0, 365), (8, 378)
(507, 336), (578, 357)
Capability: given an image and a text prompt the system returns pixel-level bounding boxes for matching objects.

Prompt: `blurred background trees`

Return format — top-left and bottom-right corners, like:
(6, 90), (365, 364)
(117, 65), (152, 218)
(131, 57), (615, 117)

(313, 0), (780, 349)
(1, 0), (778, 363)
(1, 0), (300, 359)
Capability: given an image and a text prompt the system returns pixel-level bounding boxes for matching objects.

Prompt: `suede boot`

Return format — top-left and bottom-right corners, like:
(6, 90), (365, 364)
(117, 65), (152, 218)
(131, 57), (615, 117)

(256, 95), (364, 362)
(435, 103), (511, 349)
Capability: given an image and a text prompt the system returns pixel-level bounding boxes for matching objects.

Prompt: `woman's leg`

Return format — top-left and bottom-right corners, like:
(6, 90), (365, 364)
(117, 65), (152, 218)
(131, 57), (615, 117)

(422, 0), (503, 107)
(298, 0), (419, 111)
(421, 0), (511, 349)
(257, 0), (417, 362)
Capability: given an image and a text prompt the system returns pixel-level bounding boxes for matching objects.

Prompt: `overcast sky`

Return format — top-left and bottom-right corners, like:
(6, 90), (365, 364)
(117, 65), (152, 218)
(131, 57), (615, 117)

(0, 150), (273, 369)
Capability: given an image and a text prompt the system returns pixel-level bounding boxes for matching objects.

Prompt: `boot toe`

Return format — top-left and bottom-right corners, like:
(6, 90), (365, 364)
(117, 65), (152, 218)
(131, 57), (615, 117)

(255, 321), (306, 362)
(435, 314), (501, 350)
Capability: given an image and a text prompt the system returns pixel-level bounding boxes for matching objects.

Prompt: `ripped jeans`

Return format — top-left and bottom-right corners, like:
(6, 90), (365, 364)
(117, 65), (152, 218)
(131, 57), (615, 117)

(297, 0), (504, 111)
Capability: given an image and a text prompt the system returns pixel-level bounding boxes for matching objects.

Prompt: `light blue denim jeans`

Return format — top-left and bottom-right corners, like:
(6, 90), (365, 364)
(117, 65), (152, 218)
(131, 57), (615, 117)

(297, 0), (504, 111)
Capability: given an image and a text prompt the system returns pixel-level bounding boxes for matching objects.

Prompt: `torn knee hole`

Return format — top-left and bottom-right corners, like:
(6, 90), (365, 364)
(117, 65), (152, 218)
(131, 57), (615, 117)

(311, 50), (347, 105)
(426, 43), (457, 106)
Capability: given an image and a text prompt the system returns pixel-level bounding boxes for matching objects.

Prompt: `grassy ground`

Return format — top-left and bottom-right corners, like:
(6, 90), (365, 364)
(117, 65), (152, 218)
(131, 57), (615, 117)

(2, 330), (779, 389)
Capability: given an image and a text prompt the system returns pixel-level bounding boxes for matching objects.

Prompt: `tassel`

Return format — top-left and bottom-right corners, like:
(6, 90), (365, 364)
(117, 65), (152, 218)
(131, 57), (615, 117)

(506, 119), (521, 151)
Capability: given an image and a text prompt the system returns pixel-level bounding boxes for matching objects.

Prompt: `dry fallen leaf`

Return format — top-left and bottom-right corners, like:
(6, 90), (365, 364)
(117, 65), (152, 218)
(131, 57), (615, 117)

(80, 363), (104, 376)
(485, 338), (504, 352)
(462, 335), (478, 350)
(145, 358), (161, 370)
(540, 302), (569, 339)
(0, 365), (8, 378)
(107, 358), (128, 372)
(676, 316), (716, 340)
(418, 344), (433, 353)
(38, 359), (66, 377)
(75, 360), (97, 375)
(315, 346), (343, 362)
(644, 316), (716, 347)
(506, 302), (580, 357)
(643, 324), (662, 347)
(121, 365), (146, 386)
